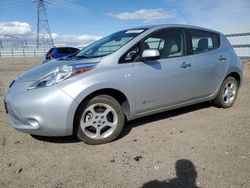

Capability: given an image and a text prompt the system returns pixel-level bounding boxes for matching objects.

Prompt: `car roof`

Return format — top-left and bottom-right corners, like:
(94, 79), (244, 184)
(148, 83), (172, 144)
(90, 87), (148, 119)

(129, 24), (220, 34)
(51, 47), (79, 49)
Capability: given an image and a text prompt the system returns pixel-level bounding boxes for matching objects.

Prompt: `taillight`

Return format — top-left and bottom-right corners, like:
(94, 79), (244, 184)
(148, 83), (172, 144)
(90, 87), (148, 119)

(47, 53), (54, 59)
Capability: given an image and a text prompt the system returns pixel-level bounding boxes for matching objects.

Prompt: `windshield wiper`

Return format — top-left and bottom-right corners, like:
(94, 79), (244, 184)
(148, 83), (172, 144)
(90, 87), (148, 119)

(75, 55), (89, 59)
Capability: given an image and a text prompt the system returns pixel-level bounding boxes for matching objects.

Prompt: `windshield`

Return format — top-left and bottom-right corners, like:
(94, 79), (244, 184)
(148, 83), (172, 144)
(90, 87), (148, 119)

(76, 29), (146, 58)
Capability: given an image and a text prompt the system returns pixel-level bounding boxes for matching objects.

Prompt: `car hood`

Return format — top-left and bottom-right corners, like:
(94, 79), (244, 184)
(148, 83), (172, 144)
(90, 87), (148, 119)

(18, 57), (102, 81)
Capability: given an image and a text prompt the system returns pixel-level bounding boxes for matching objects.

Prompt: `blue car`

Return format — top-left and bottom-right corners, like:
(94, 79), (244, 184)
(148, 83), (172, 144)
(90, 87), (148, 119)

(45, 47), (79, 60)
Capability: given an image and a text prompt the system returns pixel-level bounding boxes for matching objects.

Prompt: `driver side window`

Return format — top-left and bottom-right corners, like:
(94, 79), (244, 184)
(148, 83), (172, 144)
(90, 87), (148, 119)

(144, 37), (165, 50)
(119, 28), (185, 63)
(119, 43), (141, 63)
(144, 29), (185, 59)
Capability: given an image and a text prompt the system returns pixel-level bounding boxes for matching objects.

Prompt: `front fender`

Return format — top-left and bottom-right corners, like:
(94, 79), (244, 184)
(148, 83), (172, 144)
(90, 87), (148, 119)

(57, 70), (135, 119)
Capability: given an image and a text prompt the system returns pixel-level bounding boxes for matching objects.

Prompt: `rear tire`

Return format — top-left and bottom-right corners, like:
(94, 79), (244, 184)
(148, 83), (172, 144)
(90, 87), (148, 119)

(213, 76), (239, 108)
(75, 95), (125, 145)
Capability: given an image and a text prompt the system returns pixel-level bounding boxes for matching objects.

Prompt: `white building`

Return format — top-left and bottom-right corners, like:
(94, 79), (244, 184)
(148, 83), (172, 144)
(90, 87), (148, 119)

(220, 25), (250, 57)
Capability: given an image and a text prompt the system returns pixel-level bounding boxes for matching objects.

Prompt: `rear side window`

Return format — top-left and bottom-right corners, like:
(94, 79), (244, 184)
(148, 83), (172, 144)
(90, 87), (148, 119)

(58, 48), (78, 54)
(58, 48), (70, 54)
(190, 29), (220, 54)
(70, 48), (79, 53)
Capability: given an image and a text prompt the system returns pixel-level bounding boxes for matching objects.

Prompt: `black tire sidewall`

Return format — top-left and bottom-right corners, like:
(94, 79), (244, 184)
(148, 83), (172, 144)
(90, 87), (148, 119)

(76, 95), (125, 145)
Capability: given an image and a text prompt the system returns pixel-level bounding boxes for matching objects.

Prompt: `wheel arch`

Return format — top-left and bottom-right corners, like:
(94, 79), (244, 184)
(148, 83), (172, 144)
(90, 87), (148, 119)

(226, 72), (242, 86)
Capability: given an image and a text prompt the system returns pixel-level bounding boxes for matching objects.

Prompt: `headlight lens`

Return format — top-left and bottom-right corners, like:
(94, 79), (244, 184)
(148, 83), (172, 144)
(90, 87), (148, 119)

(28, 65), (74, 90)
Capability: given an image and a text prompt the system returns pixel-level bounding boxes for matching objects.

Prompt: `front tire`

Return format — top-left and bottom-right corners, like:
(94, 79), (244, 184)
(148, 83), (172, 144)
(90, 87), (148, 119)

(76, 95), (125, 145)
(213, 76), (239, 108)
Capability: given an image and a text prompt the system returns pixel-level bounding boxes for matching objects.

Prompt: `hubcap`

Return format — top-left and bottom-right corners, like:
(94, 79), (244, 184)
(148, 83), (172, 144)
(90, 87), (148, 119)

(80, 103), (118, 139)
(223, 81), (237, 104)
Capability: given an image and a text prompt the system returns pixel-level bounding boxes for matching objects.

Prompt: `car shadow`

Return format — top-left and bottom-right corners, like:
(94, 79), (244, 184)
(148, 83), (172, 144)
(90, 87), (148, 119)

(30, 135), (81, 143)
(31, 102), (212, 144)
(118, 102), (212, 140)
(142, 159), (199, 188)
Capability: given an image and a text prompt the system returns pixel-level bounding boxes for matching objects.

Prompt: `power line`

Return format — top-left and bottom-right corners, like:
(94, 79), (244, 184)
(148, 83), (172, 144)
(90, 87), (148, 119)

(49, 0), (139, 26)
(0, 0), (23, 5)
(0, 0), (29, 8)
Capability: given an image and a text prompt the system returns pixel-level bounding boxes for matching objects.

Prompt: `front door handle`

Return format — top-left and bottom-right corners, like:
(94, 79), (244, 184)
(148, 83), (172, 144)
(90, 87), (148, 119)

(180, 62), (192, 68)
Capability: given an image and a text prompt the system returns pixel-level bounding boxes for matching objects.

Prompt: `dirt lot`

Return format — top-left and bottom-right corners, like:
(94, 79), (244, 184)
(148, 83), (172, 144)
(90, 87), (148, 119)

(0, 57), (249, 188)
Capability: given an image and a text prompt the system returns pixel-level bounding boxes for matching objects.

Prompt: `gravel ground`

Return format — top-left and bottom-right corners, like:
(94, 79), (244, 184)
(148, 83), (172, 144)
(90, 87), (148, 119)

(0, 57), (249, 188)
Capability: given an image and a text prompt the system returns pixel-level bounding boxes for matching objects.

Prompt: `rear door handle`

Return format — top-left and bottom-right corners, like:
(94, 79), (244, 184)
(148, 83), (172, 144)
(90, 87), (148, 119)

(218, 56), (227, 62)
(180, 62), (192, 68)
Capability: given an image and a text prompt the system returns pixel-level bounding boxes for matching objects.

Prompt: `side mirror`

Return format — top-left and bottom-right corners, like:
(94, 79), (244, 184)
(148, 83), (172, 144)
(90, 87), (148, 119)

(141, 49), (160, 61)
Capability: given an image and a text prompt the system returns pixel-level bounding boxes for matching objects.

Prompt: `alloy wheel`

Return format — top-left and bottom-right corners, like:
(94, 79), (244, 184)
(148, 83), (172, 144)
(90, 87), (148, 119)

(80, 103), (118, 139)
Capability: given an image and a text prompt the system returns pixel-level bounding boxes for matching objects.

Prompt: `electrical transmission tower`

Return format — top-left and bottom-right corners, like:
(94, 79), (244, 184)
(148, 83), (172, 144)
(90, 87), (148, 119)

(35, 0), (54, 48)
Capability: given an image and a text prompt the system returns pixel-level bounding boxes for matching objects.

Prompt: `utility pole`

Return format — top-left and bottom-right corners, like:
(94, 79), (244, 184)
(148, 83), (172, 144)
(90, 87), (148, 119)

(35, 0), (54, 48)
(0, 39), (3, 49)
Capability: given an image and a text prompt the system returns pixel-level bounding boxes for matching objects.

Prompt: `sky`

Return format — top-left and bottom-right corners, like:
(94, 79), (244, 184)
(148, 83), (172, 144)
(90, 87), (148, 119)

(0, 0), (250, 47)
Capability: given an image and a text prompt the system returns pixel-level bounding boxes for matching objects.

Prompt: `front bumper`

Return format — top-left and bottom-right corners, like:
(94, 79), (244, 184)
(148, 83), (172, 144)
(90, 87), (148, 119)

(4, 80), (79, 136)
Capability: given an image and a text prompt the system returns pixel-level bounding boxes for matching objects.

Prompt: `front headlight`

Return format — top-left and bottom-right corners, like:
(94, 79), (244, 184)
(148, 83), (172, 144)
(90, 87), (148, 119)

(28, 65), (74, 90)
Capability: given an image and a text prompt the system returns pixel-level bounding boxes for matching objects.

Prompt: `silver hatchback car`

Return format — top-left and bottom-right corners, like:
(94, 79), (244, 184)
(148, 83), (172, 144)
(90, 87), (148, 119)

(4, 25), (243, 144)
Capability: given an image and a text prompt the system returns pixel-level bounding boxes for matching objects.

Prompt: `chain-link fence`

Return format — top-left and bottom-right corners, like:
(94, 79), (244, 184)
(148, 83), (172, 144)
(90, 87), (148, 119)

(0, 48), (49, 57)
